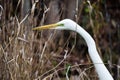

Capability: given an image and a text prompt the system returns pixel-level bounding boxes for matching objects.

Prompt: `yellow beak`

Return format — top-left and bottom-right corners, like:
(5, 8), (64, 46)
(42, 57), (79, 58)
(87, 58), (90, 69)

(32, 23), (59, 30)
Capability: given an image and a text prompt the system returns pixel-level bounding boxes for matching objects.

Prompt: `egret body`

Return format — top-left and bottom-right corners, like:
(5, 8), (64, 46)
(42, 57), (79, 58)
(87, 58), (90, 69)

(33, 19), (113, 80)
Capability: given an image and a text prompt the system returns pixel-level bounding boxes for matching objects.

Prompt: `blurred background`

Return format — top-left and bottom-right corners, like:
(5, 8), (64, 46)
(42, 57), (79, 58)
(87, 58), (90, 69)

(0, 0), (120, 80)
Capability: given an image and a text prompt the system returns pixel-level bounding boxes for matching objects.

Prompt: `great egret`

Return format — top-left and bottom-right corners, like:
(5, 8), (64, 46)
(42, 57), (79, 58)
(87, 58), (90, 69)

(33, 19), (113, 80)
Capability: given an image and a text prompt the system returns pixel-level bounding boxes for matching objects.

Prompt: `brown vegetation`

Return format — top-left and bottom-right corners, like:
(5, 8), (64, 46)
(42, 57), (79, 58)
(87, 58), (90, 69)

(0, 0), (119, 80)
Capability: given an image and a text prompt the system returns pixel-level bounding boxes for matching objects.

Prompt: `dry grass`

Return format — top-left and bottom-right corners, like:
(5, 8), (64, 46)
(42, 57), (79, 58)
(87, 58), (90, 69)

(0, 0), (120, 80)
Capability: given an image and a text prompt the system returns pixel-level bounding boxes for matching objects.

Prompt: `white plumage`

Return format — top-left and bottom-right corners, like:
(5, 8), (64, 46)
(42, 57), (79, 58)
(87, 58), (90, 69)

(33, 19), (114, 80)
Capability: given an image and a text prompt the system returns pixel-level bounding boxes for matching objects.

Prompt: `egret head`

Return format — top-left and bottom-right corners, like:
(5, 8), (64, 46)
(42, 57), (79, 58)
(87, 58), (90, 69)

(32, 19), (77, 31)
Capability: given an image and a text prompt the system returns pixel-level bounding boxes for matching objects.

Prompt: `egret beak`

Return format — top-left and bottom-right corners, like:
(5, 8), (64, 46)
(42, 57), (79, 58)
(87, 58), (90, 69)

(32, 23), (64, 30)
